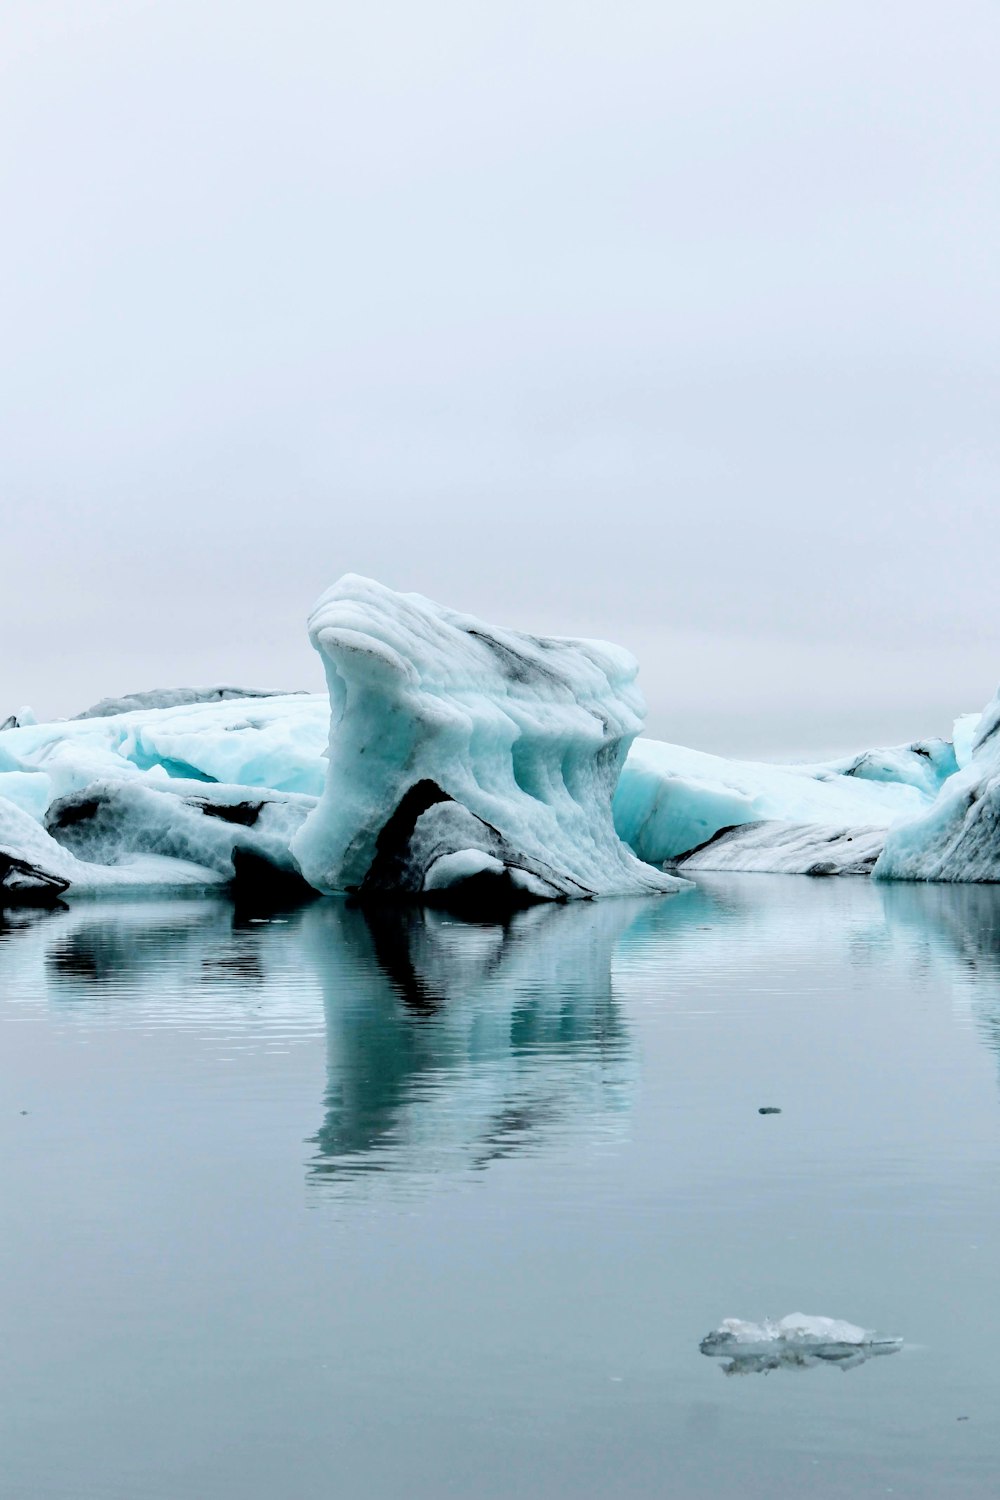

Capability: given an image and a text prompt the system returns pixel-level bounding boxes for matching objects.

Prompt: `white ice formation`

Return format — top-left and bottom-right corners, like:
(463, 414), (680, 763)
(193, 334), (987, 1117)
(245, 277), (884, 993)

(0, 793), (227, 901)
(1, 573), (998, 900)
(700, 1314), (902, 1372)
(291, 575), (683, 903)
(675, 820), (887, 876)
(0, 694), (328, 901)
(613, 737), (944, 872)
(875, 689), (1000, 882)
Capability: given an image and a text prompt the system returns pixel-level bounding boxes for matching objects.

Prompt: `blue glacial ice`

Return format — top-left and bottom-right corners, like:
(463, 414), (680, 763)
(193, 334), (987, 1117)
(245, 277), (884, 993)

(612, 737), (945, 873)
(290, 575), (684, 902)
(1, 575), (996, 898)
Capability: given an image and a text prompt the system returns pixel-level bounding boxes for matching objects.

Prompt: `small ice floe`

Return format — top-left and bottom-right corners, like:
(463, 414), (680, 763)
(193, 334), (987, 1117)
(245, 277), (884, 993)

(699, 1314), (903, 1375)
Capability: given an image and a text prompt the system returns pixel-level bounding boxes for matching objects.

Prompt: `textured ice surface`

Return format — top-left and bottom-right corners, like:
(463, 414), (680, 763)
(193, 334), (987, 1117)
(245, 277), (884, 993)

(0, 693), (326, 900)
(700, 1313), (902, 1373)
(46, 780), (315, 885)
(0, 794), (226, 900)
(677, 820), (886, 876)
(291, 576), (684, 901)
(614, 738), (932, 866)
(0, 693), (329, 803)
(876, 688), (1000, 882)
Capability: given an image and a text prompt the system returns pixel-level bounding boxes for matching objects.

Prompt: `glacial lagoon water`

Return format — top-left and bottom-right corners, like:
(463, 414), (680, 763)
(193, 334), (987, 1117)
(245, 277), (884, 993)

(3, 876), (1000, 1499)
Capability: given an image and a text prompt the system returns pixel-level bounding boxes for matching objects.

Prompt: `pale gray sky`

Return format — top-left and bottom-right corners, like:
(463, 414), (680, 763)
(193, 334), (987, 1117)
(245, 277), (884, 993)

(2, 0), (997, 755)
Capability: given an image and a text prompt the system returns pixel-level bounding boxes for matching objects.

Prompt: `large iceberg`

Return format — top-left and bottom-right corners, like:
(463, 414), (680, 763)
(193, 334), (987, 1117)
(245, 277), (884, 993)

(291, 576), (683, 903)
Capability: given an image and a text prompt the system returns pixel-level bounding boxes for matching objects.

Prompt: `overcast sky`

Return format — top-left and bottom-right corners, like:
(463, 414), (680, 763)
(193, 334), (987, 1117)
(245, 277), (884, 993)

(2, 0), (997, 755)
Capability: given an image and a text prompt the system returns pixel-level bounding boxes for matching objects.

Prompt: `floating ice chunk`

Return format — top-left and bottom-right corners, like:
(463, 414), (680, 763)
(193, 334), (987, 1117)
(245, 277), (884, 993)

(700, 1314), (902, 1373)
(676, 820), (886, 876)
(291, 575), (685, 902)
(876, 688), (1000, 882)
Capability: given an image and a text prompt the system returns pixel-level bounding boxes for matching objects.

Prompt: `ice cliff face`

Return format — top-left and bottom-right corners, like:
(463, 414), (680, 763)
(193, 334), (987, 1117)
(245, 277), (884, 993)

(291, 575), (684, 903)
(875, 689), (1000, 881)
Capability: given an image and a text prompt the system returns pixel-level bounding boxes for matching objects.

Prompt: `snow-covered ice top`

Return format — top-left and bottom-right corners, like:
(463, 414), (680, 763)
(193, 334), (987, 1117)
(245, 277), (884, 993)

(291, 575), (683, 901)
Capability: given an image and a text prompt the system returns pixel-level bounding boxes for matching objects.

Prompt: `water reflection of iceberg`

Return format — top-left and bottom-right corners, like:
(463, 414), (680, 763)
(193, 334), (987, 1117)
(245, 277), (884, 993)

(878, 882), (1000, 1064)
(303, 899), (644, 1189)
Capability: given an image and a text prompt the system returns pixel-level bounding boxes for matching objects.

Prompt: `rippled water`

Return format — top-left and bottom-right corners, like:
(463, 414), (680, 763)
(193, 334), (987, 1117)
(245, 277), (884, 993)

(3, 876), (1000, 1498)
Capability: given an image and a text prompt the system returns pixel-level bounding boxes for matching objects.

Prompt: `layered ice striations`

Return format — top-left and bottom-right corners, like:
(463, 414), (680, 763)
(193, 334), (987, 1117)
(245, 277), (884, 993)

(291, 576), (684, 903)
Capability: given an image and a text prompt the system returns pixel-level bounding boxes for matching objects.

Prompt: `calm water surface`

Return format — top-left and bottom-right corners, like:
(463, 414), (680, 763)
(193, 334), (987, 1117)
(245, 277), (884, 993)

(3, 876), (1000, 1499)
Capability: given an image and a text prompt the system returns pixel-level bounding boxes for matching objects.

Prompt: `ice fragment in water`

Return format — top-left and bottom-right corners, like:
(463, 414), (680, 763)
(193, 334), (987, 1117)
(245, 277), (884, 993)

(700, 1314), (902, 1374)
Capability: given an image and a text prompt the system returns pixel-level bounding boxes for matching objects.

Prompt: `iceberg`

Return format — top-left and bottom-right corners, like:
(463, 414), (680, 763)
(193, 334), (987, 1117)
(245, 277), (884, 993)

(291, 576), (684, 903)
(700, 1314), (903, 1374)
(1, 572), (994, 898)
(876, 688), (1000, 882)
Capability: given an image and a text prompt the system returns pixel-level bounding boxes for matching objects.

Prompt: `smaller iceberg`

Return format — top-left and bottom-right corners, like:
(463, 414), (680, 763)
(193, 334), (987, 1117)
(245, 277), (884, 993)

(700, 1314), (903, 1374)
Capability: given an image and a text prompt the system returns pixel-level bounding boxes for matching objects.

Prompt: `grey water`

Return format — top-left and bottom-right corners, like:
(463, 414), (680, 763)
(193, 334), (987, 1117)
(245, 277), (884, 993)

(3, 876), (1000, 1500)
